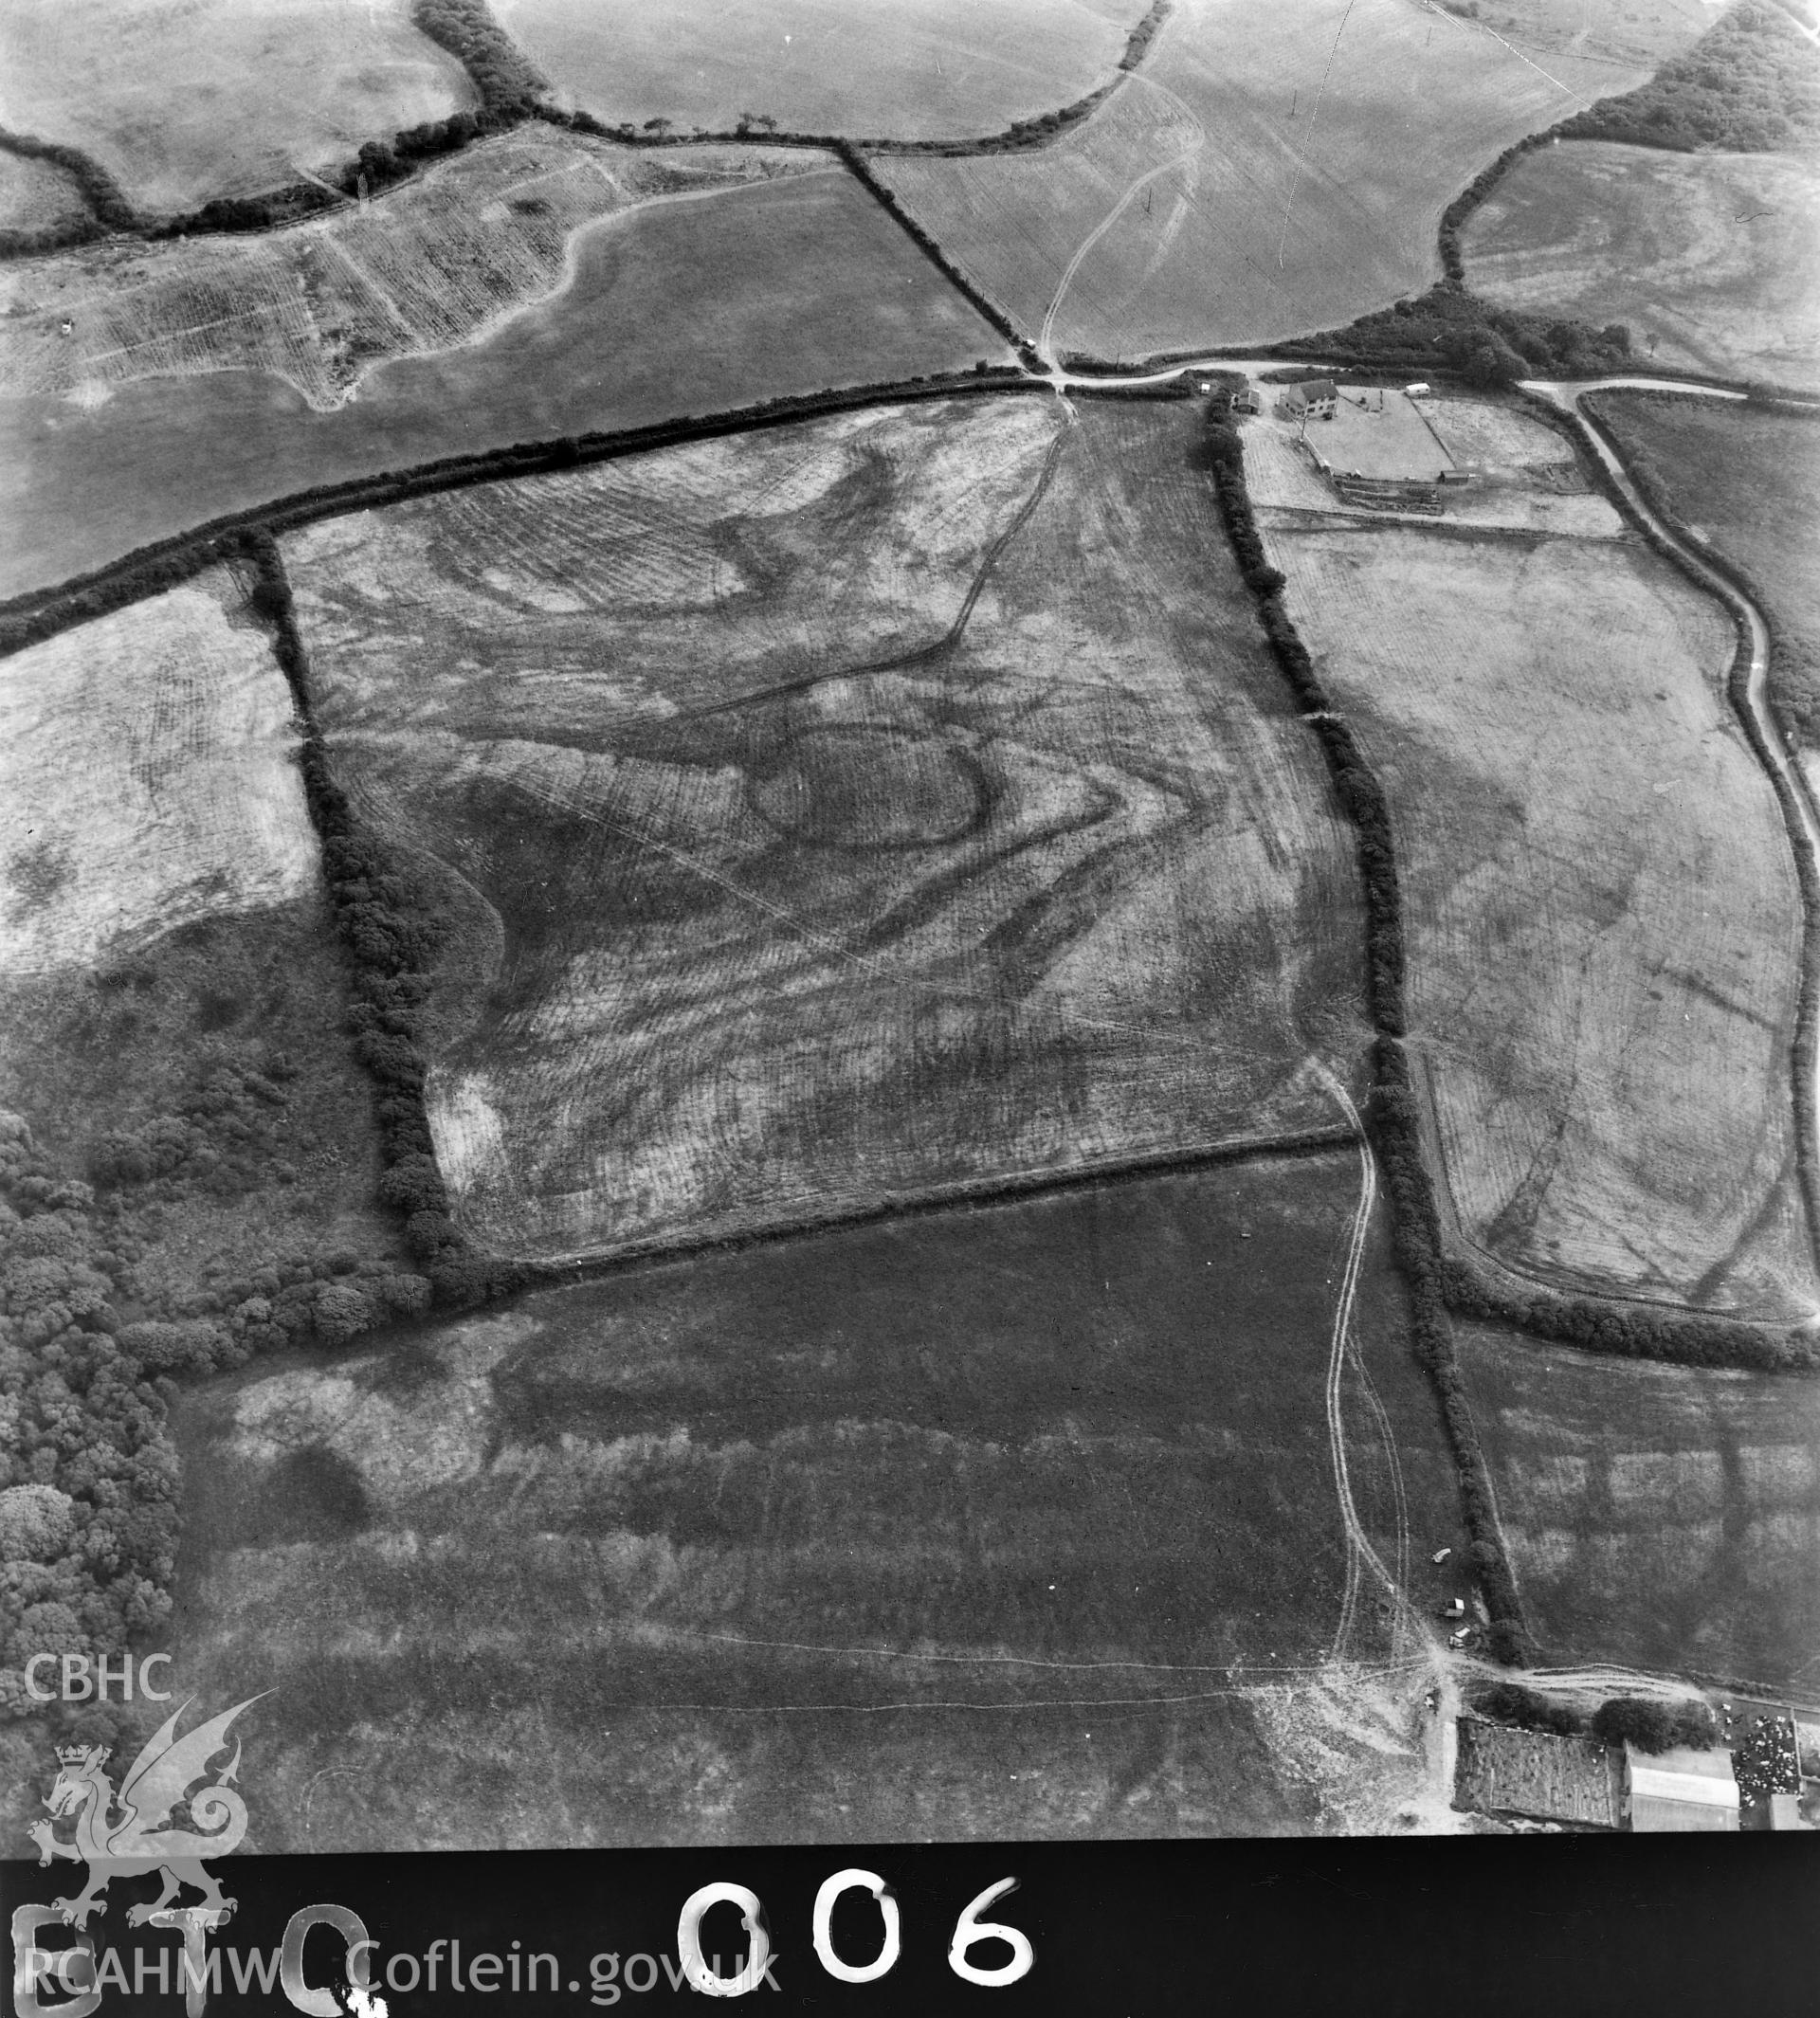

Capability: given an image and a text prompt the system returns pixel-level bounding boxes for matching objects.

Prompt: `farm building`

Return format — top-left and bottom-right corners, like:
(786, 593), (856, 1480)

(1452, 1718), (1624, 1828)
(1229, 387), (1262, 415)
(1277, 379), (1338, 422)
(1624, 1744), (1739, 1832)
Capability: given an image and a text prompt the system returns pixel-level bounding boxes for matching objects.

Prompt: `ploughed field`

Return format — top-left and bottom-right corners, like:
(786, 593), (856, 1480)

(875, 0), (1638, 361)
(0, 571), (315, 973)
(1586, 392), (1820, 760)
(284, 394), (1368, 1261)
(1459, 1326), (1820, 1694)
(497, 0), (1133, 140)
(1253, 416), (1814, 1321)
(0, 0), (472, 215)
(1462, 142), (1820, 391)
(168, 1153), (1468, 1848)
(0, 154), (1010, 600)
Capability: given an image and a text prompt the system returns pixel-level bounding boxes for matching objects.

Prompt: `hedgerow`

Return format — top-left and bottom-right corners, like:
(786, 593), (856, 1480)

(0, 126), (136, 256)
(0, 370), (1042, 662)
(1270, 279), (1633, 383)
(410, 0), (550, 125)
(1204, 416), (1531, 1662)
(832, 143), (1030, 347)
(241, 531), (523, 1313)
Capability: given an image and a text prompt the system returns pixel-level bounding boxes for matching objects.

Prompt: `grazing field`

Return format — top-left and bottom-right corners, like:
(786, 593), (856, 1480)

(0, 148), (88, 234)
(876, 0), (1636, 360)
(0, 0), (472, 214)
(497, 0), (1132, 138)
(1462, 143), (1820, 390)
(1256, 513), (1813, 1319)
(1454, 0), (1719, 65)
(159, 1153), (1468, 1849)
(0, 167), (1011, 600)
(285, 395), (1366, 1260)
(1240, 386), (1623, 536)
(1459, 1326), (1820, 1694)
(1589, 392), (1820, 753)
(0, 132), (824, 411)
(0, 572), (315, 973)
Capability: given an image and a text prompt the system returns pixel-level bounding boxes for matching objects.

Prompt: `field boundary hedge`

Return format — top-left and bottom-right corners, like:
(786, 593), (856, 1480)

(240, 533), (522, 1312)
(0, 124), (136, 256)
(1203, 413), (1534, 1663)
(522, 1127), (1358, 1289)
(832, 143), (1034, 351)
(558, 2), (1172, 159)
(0, 368), (1044, 657)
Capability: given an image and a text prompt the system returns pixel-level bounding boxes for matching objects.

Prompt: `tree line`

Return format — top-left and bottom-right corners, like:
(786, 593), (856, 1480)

(1556, 0), (1820, 153)
(1202, 408), (1532, 1663)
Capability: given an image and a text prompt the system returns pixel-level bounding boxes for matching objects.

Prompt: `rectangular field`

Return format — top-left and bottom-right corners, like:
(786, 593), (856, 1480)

(285, 394), (1367, 1261)
(0, 0), (473, 214)
(1463, 143), (1820, 391)
(159, 1152), (1468, 1848)
(0, 164), (1012, 600)
(877, 0), (1639, 360)
(1459, 1325), (1820, 1694)
(0, 570), (315, 974)
(497, 0), (1132, 139)
(1258, 511), (1813, 1320)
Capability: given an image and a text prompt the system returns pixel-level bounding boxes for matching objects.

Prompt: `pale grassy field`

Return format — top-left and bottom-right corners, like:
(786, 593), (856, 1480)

(877, 0), (1640, 360)
(285, 395), (1365, 1260)
(0, 149), (88, 233)
(1260, 513), (1813, 1319)
(1463, 142), (1820, 390)
(497, 0), (1132, 138)
(0, 131), (822, 411)
(0, 0), (472, 214)
(0, 571), (317, 974)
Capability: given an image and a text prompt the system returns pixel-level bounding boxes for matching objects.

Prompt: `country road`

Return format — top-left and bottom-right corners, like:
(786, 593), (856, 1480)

(1523, 373), (1820, 1255)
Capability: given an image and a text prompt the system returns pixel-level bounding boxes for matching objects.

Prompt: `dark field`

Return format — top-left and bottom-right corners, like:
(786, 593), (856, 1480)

(0, 169), (1010, 598)
(1591, 393), (1820, 754)
(164, 1153), (1468, 1849)
(0, 895), (402, 1306)
(284, 395), (1367, 1260)
(1458, 1325), (1820, 1697)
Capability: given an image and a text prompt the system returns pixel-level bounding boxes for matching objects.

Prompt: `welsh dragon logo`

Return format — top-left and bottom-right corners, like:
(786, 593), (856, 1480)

(27, 1697), (262, 1930)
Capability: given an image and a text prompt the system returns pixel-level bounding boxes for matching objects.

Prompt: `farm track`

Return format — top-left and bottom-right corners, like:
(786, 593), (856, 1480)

(1526, 373), (1820, 1291)
(672, 408), (1074, 726)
